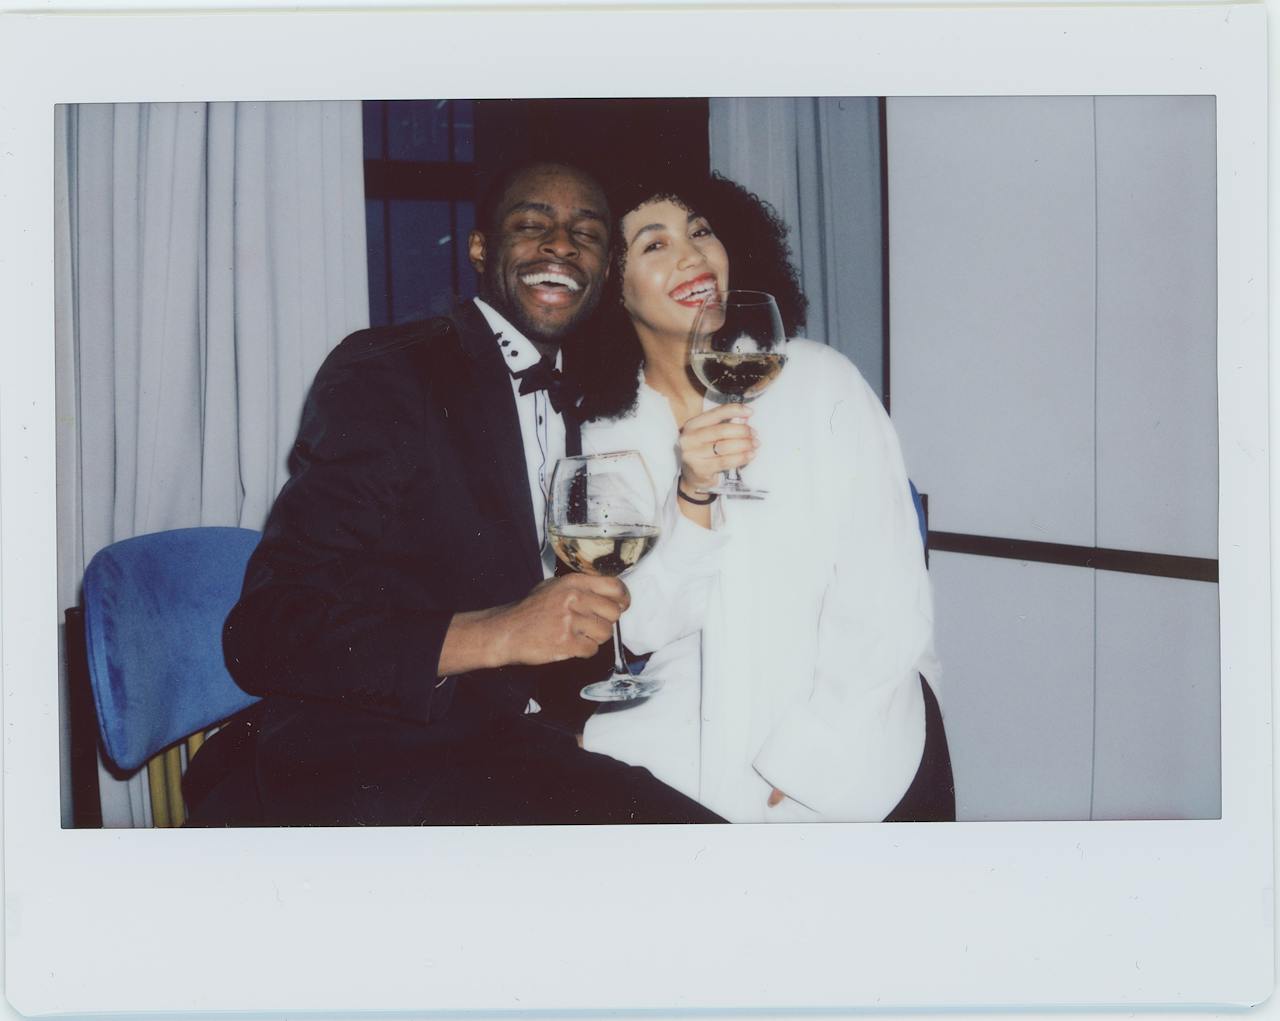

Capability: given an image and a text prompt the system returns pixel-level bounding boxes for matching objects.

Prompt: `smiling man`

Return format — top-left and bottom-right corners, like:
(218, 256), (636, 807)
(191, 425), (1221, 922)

(185, 160), (724, 827)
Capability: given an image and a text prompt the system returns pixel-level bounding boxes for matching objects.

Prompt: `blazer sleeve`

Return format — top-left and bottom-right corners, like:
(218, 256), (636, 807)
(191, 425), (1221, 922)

(614, 476), (729, 655)
(751, 356), (934, 820)
(223, 329), (450, 724)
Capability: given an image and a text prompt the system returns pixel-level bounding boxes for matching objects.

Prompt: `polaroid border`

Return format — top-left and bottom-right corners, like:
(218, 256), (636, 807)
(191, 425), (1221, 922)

(0, 2), (1270, 1015)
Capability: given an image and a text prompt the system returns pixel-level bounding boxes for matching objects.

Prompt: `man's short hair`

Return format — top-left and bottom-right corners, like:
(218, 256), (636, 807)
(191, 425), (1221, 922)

(475, 159), (608, 235)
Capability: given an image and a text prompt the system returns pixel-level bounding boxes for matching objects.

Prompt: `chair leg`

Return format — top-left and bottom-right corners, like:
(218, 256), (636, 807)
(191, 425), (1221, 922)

(163, 746), (185, 826)
(147, 757), (171, 828)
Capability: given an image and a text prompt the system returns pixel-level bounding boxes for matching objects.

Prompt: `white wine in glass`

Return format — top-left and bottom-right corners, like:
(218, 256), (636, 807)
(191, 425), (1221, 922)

(689, 289), (788, 499)
(547, 451), (663, 702)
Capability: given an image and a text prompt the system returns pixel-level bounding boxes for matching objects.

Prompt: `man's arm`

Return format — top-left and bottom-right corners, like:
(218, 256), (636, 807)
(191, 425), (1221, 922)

(223, 327), (623, 722)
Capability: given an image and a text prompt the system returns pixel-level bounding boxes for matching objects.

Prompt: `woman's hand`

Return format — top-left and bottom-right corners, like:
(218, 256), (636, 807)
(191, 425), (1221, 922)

(767, 787), (786, 808)
(678, 404), (757, 494)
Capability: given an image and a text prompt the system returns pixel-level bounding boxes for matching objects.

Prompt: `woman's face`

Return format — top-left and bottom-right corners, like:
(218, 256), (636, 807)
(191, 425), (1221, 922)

(619, 198), (729, 342)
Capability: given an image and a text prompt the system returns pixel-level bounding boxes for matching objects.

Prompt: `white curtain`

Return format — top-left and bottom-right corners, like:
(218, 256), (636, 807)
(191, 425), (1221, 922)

(708, 97), (885, 396)
(55, 102), (369, 827)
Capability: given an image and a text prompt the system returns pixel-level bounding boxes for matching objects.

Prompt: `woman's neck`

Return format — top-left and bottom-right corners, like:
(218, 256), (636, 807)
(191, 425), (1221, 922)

(636, 326), (704, 427)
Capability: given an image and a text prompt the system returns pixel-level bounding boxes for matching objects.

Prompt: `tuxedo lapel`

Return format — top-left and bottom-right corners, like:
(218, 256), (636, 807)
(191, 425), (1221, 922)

(437, 303), (544, 588)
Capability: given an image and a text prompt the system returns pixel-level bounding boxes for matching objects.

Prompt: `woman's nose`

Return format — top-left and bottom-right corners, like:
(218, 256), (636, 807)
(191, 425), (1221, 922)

(675, 239), (706, 269)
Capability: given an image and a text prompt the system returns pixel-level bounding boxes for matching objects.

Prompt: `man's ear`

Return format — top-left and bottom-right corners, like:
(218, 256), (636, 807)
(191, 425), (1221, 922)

(467, 230), (486, 275)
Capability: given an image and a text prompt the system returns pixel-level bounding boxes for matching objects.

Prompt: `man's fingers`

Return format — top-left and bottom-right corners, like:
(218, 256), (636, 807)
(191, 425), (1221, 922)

(563, 575), (629, 615)
(568, 607), (615, 645)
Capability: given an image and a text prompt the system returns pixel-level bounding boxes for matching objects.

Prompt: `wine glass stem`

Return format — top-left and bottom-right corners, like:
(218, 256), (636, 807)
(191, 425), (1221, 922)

(612, 620), (628, 679)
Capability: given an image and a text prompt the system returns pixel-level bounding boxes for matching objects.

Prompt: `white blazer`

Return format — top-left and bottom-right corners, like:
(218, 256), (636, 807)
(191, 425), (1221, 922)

(582, 339), (938, 822)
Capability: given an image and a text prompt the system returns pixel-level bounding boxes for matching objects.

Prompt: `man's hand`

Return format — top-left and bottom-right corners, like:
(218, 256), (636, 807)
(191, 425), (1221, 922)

(438, 574), (629, 675)
(767, 787), (786, 808)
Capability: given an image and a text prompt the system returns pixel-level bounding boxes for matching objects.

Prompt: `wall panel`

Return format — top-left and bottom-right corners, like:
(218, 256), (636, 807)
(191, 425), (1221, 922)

(888, 97), (1097, 546)
(1094, 96), (1218, 559)
(929, 552), (1096, 821)
(1092, 572), (1221, 820)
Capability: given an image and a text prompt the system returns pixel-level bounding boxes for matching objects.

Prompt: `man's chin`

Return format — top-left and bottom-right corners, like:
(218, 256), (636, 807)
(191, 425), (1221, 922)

(510, 302), (594, 347)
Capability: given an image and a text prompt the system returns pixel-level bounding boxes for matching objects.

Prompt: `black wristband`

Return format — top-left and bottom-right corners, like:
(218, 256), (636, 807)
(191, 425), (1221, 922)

(677, 485), (718, 506)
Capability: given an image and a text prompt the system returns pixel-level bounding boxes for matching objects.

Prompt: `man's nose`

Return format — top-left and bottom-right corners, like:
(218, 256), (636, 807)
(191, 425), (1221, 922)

(540, 224), (578, 258)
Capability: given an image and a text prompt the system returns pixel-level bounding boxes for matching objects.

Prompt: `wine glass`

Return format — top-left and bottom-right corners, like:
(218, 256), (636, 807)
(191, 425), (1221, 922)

(547, 451), (663, 702)
(688, 289), (788, 500)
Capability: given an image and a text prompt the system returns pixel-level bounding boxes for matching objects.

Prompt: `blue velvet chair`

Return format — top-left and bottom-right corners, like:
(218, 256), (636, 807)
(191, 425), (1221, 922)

(73, 527), (261, 826)
(910, 480), (929, 559)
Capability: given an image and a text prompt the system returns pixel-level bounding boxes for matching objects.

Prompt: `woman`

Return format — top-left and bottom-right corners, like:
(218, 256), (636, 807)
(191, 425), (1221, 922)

(573, 172), (953, 823)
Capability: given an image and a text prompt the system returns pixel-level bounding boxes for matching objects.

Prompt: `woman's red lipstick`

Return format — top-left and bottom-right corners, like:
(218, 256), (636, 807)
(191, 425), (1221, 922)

(668, 273), (719, 307)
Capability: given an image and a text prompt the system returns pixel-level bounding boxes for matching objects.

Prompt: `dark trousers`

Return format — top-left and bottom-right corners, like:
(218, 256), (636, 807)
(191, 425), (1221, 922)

(883, 677), (956, 822)
(187, 679), (954, 827)
(185, 695), (724, 827)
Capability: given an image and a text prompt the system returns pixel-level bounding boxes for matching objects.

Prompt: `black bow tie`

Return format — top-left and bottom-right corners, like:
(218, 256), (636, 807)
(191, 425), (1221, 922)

(514, 357), (581, 415)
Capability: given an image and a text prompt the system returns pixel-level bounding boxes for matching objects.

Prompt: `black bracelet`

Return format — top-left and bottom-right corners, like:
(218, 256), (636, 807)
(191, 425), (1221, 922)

(678, 485), (718, 506)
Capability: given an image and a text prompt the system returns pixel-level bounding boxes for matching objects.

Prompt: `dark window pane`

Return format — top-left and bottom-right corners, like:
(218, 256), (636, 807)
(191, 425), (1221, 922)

(451, 99), (474, 163)
(365, 198), (389, 327)
(454, 200), (476, 303)
(362, 100), (385, 161)
(389, 199), (455, 323)
(387, 100), (450, 163)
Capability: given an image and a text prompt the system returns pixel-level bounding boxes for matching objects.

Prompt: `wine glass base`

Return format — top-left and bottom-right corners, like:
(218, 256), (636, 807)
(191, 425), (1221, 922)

(580, 673), (663, 703)
(707, 482), (768, 500)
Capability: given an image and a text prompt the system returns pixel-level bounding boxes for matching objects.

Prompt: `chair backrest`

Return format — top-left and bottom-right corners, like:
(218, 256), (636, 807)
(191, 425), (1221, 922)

(81, 527), (261, 773)
(909, 480), (929, 555)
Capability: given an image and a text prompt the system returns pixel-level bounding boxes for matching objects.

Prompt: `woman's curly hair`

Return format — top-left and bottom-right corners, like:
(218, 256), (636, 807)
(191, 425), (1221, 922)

(568, 171), (808, 422)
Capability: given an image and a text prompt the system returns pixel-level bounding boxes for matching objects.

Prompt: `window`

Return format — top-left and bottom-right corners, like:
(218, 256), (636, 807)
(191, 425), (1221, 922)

(363, 100), (477, 326)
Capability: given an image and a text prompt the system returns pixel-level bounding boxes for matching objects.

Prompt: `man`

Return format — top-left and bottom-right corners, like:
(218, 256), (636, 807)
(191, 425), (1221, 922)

(187, 161), (723, 826)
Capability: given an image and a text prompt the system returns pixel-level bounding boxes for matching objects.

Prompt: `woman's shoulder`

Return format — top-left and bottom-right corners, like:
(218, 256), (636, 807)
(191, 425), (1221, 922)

(784, 338), (877, 400)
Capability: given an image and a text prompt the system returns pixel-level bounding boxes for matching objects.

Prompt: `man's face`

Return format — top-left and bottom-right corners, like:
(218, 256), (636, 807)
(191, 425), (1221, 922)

(468, 164), (610, 345)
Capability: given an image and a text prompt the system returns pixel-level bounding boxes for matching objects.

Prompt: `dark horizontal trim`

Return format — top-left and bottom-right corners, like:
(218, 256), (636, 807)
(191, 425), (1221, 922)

(927, 531), (1218, 583)
(364, 160), (478, 202)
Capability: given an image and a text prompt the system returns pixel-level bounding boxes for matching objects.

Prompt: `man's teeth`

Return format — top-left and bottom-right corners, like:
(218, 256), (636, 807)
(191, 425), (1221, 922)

(521, 272), (580, 292)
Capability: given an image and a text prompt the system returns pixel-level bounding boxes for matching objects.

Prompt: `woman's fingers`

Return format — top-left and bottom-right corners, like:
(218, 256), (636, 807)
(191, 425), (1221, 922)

(679, 405), (760, 490)
(706, 435), (756, 465)
(681, 403), (752, 434)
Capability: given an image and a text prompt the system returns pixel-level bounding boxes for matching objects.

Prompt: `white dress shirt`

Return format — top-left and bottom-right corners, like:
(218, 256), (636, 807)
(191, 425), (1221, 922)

(472, 298), (566, 580)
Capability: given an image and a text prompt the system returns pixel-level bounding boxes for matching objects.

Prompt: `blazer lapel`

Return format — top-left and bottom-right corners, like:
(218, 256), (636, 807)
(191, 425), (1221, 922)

(439, 303), (544, 588)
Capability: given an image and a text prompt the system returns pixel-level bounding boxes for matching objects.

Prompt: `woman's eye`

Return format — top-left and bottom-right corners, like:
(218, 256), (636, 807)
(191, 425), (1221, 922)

(642, 240), (664, 254)
(692, 225), (714, 239)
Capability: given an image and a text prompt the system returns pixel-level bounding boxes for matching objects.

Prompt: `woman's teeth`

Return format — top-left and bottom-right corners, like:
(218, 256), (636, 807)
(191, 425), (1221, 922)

(520, 272), (580, 292)
(672, 281), (716, 302)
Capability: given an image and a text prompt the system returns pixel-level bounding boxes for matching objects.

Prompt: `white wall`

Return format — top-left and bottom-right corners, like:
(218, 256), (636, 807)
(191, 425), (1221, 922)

(887, 96), (1219, 821)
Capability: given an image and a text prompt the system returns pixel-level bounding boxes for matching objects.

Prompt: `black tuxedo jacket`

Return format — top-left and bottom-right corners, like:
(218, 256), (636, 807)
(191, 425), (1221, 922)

(223, 302), (604, 736)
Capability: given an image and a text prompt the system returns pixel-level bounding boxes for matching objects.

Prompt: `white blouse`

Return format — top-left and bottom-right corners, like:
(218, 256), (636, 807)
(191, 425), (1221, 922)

(581, 339), (939, 823)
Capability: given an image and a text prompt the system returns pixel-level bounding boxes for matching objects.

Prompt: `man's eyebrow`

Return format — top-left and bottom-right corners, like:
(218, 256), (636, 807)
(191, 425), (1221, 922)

(504, 201), (554, 218)
(504, 202), (607, 225)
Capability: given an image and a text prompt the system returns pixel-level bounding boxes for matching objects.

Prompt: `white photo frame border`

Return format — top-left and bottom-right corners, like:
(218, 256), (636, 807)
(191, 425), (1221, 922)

(0, 3), (1270, 1015)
